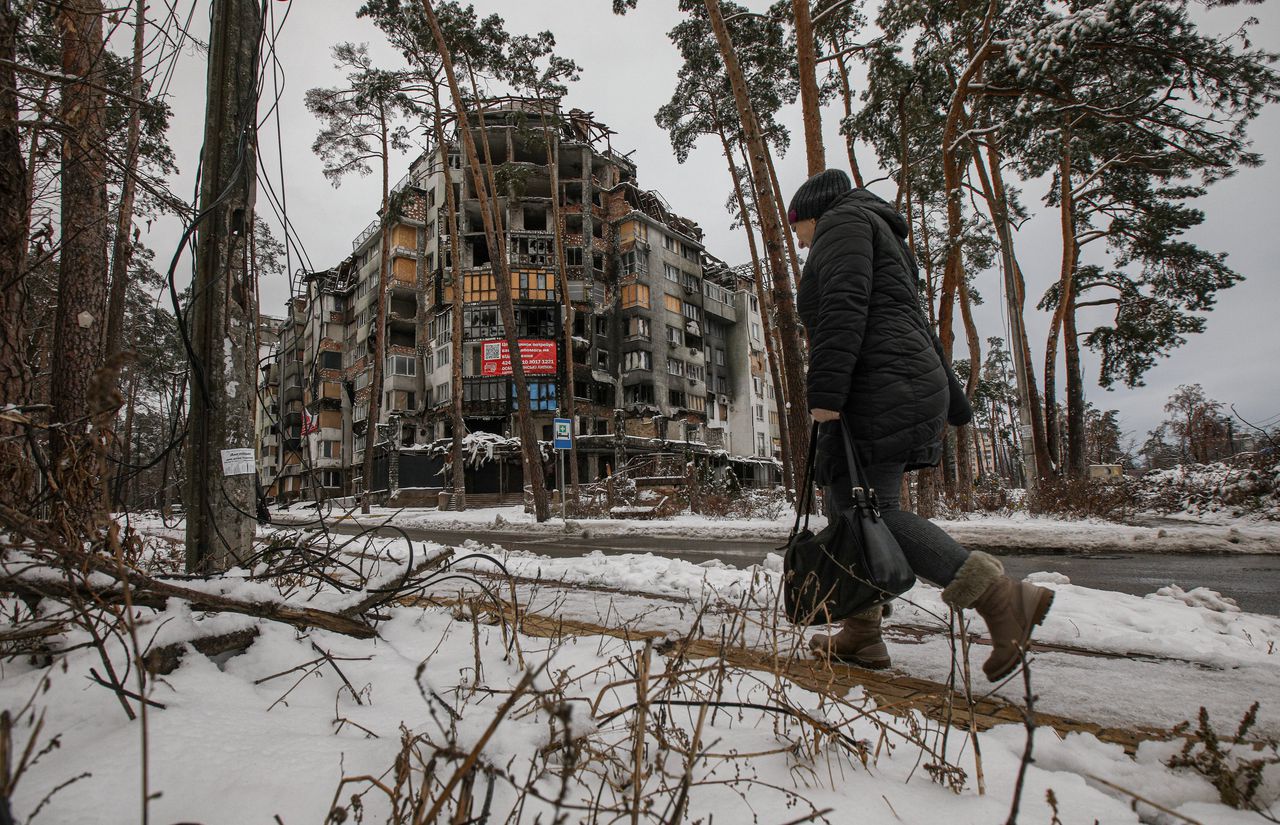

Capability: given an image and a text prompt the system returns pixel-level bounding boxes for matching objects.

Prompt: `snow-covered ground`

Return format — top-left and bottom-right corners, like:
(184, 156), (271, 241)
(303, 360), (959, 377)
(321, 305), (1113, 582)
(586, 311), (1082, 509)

(3, 524), (1279, 823)
(263, 503), (1280, 554)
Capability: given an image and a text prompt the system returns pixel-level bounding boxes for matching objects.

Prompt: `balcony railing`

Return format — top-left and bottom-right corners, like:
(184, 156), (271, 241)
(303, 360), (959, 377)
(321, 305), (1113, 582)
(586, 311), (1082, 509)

(352, 219), (378, 251)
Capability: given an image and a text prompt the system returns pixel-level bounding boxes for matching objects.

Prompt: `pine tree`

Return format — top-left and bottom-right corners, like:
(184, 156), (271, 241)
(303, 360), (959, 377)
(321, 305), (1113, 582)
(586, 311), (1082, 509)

(996, 0), (1279, 476)
(359, 0), (472, 510)
(306, 42), (416, 513)
(417, 0), (554, 521)
(50, 0), (110, 525)
(656, 1), (800, 491)
(504, 32), (585, 507)
(0, 0), (31, 510)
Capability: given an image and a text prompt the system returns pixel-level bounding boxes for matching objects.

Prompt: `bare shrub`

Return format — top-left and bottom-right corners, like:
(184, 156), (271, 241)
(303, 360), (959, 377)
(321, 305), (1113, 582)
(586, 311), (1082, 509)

(973, 476), (1016, 514)
(1137, 453), (1280, 520)
(1027, 476), (1138, 520)
(1166, 704), (1280, 820)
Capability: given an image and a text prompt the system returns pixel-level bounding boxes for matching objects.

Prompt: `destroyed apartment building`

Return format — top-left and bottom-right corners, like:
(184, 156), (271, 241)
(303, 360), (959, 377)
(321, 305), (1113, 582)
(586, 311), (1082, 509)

(258, 99), (782, 505)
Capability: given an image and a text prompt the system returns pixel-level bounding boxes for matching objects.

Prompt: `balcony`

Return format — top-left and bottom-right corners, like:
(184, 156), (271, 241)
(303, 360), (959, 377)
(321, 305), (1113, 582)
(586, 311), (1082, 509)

(388, 296), (418, 323)
(391, 169), (427, 195)
(568, 280), (606, 305)
(703, 295), (736, 322)
(461, 376), (512, 416)
(353, 219), (378, 251)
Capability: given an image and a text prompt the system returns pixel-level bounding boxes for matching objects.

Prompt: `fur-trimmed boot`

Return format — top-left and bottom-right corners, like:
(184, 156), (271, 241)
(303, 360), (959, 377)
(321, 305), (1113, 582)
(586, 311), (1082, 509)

(942, 552), (1055, 682)
(808, 605), (891, 669)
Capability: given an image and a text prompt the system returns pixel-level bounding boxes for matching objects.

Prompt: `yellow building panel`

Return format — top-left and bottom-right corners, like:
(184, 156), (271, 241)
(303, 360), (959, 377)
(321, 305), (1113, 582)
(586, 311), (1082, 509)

(392, 257), (416, 284)
(392, 224), (416, 248)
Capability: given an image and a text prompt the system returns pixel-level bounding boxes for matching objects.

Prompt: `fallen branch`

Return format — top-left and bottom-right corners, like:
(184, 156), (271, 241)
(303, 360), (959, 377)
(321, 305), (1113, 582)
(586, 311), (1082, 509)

(0, 571), (377, 639)
(143, 628), (262, 676)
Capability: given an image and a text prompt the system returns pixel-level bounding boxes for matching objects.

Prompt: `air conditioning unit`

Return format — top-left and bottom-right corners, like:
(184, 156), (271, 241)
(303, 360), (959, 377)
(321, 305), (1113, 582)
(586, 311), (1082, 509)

(717, 395), (729, 405)
(668, 340), (678, 348)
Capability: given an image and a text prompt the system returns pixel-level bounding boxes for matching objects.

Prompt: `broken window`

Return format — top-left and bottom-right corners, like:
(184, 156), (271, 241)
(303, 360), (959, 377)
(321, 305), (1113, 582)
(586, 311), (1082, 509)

(623, 350), (652, 372)
(625, 383), (655, 405)
(523, 206), (547, 232)
(512, 236), (552, 267)
(464, 306), (502, 339)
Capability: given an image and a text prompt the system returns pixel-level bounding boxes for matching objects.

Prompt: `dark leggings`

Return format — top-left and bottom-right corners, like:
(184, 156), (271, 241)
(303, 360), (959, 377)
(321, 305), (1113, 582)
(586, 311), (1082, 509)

(823, 463), (969, 587)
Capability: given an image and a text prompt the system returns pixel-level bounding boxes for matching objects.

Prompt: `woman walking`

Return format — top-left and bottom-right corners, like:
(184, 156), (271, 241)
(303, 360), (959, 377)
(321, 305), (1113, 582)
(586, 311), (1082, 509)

(789, 168), (1053, 682)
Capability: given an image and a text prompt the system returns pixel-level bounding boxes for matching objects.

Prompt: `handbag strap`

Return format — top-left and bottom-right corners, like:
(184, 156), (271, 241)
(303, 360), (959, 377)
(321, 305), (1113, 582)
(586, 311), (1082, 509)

(790, 421), (820, 537)
(839, 417), (883, 516)
(838, 417), (865, 489)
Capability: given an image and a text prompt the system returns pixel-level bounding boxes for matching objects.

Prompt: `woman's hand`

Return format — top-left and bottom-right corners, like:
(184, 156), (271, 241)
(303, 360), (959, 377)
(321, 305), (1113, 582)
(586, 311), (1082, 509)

(811, 408), (841, 422)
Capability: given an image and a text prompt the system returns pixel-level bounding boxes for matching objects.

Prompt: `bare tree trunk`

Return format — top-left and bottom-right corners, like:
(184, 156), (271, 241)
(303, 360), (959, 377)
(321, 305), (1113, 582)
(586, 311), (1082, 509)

(51, 0), (110, 523)
(972, 139), (1052, 481)
(917, 465), (938, 518)
(432, 107), (467, 510)
(537, 100), (580, 503)
(829, 32), (865, 188)
(938, 42), (995, 365)
(161, 372), (187, 514)
(955, 278), (981, 508)
(791, 0), (825, 175)
(703, 0), (810, 498)
(471, 94), (551, 520)
(1044, 125), (1075, 478)
(360, 110), (391, 514)
(762, 144), (803, 297)
(103, 0), (145, 362)
(113, 363), (140, 508)
(895, 94), (911, 217)
(0, 0), (32, 509)
(420, 0), (550, 521)
(1063, 261), (1086, 478)
(719, 128), (793, 494)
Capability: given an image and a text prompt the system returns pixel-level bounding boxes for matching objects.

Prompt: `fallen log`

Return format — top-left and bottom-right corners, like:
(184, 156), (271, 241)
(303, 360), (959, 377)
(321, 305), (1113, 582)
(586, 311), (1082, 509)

(0, 572), (378, 639)
(144, 627), (262, 676)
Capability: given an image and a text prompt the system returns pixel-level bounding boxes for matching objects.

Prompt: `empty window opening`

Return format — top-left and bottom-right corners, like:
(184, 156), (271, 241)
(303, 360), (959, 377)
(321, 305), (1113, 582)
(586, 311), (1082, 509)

(523, 206), (547, 232)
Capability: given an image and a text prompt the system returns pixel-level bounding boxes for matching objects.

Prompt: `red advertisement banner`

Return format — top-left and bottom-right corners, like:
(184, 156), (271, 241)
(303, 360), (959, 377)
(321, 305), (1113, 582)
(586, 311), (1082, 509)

(480, 339), (557, 376)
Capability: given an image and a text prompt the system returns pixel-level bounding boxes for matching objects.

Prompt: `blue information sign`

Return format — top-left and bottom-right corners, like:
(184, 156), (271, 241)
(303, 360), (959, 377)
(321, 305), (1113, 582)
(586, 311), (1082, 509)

(553, 418), (572, 450)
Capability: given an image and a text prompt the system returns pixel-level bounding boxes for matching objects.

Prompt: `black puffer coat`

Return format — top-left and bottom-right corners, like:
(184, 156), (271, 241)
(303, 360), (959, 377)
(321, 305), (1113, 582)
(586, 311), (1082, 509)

(796, 188), (969, 482)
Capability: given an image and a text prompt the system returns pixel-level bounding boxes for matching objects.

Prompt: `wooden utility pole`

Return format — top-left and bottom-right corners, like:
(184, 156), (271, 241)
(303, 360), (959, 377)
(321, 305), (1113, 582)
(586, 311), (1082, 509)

(183, 0), (262, 572)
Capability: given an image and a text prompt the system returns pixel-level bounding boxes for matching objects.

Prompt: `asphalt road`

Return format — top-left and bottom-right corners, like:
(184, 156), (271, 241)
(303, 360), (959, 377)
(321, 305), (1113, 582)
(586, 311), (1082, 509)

(298, 521), (1280, 616)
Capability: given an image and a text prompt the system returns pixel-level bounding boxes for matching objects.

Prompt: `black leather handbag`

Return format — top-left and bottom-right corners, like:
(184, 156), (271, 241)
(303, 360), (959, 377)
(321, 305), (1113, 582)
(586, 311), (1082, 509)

(781, 421), (916, 625)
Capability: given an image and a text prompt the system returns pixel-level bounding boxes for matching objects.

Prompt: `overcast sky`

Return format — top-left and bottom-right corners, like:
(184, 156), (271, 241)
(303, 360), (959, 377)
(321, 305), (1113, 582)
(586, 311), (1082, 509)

(143, 0), (1280, 448)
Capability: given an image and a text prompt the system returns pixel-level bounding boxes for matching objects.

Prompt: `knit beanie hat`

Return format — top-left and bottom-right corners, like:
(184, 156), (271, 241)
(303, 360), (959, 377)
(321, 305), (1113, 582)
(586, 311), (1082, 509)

(787, 168), (852, 224)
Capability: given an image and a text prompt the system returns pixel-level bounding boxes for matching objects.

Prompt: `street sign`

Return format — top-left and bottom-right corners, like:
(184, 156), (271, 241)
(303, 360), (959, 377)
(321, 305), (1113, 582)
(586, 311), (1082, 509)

(553, 418), (572, 450)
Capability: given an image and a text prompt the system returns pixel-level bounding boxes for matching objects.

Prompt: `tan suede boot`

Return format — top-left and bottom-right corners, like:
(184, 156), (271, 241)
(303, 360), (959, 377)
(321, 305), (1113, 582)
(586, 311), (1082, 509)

(808, 605), (891, 669)
(942, 551), (1055, 682)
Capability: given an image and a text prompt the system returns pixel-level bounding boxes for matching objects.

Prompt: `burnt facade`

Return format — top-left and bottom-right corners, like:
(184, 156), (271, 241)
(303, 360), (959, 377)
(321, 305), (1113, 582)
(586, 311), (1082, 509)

(260, 98), (781, 503)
